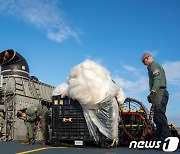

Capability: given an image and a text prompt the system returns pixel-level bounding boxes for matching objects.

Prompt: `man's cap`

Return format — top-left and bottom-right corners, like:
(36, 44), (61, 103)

(141, 53), (152, 62)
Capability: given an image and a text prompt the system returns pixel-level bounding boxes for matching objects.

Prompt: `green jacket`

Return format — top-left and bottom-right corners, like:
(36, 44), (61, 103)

(25, 104), (48, 122)
(147, 61), (166, 92)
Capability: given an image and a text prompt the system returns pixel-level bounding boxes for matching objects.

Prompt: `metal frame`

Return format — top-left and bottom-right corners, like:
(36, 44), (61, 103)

(0, 75), (54, 141)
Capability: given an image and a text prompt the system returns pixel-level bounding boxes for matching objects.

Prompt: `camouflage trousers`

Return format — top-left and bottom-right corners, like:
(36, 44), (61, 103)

(25, 110), (50, 142)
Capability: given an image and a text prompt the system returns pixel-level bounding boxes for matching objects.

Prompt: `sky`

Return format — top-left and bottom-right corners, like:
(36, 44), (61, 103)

(0, 0), (180, 126)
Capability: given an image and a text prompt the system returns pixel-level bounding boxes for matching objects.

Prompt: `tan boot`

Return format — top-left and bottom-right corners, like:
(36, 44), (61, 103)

(41, 140), (49, 145)
(21, 139), (35, 145)
(21, 140), (30, 145)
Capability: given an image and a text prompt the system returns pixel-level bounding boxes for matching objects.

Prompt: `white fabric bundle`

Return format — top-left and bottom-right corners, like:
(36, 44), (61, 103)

(67, 60), (119, 108)
(53, 60), (126, 142)
(116, 87), (126, 105)
(52, 83), (68, 98)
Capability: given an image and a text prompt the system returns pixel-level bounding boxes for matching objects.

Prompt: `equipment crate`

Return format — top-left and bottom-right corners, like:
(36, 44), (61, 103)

(51, 95), (94, 146)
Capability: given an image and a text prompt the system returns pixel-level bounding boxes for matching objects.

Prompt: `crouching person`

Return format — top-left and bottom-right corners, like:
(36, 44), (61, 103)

(17, 104), (50, 145)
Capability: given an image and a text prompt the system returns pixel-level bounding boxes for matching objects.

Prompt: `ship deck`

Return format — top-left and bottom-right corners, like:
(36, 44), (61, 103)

(0, 141), (179, 154)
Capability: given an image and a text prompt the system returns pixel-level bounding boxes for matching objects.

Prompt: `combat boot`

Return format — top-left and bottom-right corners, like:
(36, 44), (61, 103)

(21, 139), (35, 145)
(21, 140), (30, 145)
(41, 140), (49, 145)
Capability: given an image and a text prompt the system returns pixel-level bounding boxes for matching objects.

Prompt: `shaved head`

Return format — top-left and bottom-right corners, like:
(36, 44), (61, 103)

(141, 53), (152, 62)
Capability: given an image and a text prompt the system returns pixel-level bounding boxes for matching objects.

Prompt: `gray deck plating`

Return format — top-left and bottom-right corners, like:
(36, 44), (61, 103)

(0, 141), (179, 154)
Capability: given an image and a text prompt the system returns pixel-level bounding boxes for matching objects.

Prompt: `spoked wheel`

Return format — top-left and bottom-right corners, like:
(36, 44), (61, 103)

(119, 98), (155, 146)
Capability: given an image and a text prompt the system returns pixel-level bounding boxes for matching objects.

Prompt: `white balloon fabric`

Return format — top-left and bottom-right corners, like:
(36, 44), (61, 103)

(116, 87), (126, 105)
(52, 83), (68, 98)
(66, 60), (126, 142)
(67, 60), (120, 108)
(53, 60), (126, 142)
(83, 97), (120, 142)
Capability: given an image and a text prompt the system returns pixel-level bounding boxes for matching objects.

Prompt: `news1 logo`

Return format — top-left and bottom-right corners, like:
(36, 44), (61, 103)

(163, 137), (179, 152)
(129, 137), (179, 152)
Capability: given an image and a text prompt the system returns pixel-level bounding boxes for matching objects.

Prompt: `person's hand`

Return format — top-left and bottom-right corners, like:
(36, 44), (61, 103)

(147, 91), (156, 103)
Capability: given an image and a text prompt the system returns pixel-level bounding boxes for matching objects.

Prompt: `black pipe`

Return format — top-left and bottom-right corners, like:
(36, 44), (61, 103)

(0, 49), (30, 78)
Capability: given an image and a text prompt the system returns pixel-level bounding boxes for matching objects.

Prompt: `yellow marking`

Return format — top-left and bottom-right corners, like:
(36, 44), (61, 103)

(16, 146), (67, 154)
(63, 118), (72, 122)
(48, 146), (67, 149)
(119, 124), (143, 127)
(110, 139), (116, 147)
(16, 147), (48, 154)
(54, 100), (58, 105)
(168, 123), (175, 130)
(60, 100), (64, 105)
(121, 110), (145, 113)
(137, 110), (144, 112)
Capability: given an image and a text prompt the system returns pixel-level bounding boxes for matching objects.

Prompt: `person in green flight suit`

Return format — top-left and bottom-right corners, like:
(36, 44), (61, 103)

(141, 53), (171, 142)
(17, 104), (50, 145)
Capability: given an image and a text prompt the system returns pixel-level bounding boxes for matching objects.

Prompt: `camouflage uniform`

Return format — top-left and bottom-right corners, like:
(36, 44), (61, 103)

(24, 104), (50, 142)
(148, 60), (171, 141)
(0, 116), (5, 137)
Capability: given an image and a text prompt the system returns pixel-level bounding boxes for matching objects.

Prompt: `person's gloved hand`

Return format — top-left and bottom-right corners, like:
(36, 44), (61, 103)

(147, 91), (156, 103)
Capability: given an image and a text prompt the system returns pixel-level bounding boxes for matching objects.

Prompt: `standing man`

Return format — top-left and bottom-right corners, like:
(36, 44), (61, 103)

(17, 104), (50, 145)
(141, 53), (171, 142)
